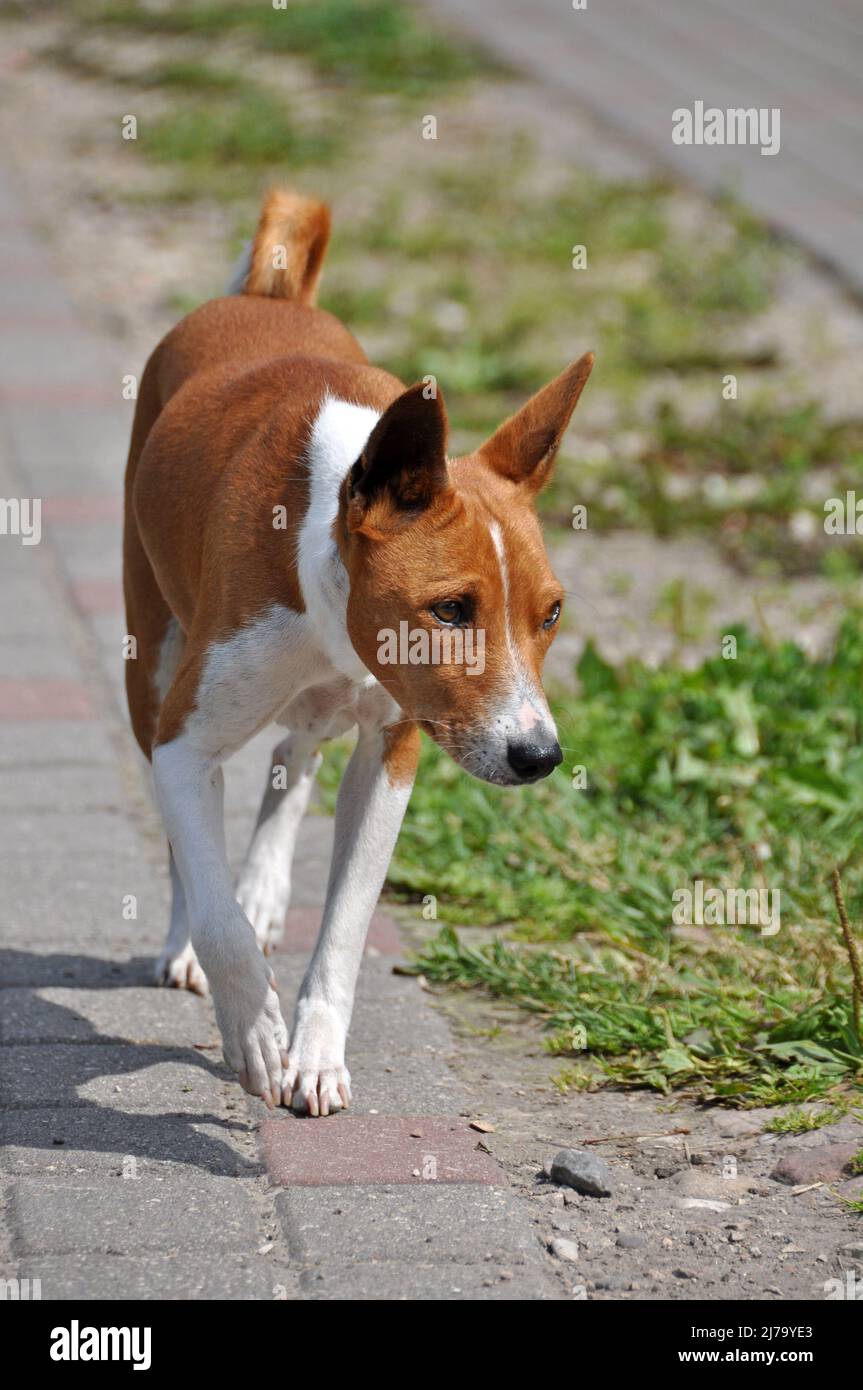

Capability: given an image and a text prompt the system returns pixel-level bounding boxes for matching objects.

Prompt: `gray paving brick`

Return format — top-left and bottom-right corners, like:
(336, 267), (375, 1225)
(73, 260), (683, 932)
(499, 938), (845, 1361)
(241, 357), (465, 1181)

(13, 1250), (292, 1301)
(278, 1185), (545, 1267)
(0, 1044), (227, 1113)
(0, 986), (214, 1048)
(300, 1260), (559, 1300)
(0, 765), (125, 812)
(2, 867), (166, 947)
(8, 1174), (262, 1255)
(0, 942), (156, 987)
(0, 636), (83, 681)
(0, 720), (117, 767)
(0, 808), (144, 860)
(0, 1107), (256, 1181)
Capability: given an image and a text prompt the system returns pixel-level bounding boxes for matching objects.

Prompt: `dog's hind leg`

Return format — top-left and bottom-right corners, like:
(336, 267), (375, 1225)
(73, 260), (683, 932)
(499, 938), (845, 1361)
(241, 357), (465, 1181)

(235, 733), (322, 954)
(155, 849), (209, 994)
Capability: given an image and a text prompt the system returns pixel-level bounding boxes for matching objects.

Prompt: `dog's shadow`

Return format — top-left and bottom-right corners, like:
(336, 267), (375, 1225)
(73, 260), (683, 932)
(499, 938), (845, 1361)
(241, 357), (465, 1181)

(1, 948), (260, 1179)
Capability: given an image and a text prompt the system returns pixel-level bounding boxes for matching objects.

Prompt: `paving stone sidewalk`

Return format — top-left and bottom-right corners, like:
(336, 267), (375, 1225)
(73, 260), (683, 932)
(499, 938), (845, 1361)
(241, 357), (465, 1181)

(0, 166), (561, 1301)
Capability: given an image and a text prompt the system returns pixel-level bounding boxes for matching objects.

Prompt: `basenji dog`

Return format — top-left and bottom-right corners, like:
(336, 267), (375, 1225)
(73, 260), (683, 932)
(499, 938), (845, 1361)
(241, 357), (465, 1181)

(124, 188), (593, 1116)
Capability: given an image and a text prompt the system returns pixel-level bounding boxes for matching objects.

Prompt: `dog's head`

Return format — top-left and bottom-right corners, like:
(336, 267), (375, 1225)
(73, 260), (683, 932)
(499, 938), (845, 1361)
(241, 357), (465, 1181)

(341, 354), (593, 785)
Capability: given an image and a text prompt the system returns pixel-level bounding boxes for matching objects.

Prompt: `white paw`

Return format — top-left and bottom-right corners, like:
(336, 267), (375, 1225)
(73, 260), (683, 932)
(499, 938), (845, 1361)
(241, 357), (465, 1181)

(207, 931), (289, 1108)
(281, 998), (351, 1117)
(155, 941), (208, 995)
(235, 864), (290, 955)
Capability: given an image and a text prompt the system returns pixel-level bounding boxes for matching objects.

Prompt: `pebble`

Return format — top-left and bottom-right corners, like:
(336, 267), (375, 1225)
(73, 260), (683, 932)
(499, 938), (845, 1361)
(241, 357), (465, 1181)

(616, 1234), (646, 1249)
(707, 1111), (766, 1139)
(549, 1149), (614, 1197)
(672, 1169), (761, 1199)
(674, 1198), (731, 1212)
(549, 1237), (580, 1263)
(770, 1143), (860, 1186)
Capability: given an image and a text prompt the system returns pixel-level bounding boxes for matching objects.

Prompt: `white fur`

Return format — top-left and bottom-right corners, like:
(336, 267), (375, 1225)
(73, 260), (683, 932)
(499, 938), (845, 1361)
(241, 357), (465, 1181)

(297, 397), (381, 682)
(150, 553), (406, 1110)
(485, 520), (557, 767)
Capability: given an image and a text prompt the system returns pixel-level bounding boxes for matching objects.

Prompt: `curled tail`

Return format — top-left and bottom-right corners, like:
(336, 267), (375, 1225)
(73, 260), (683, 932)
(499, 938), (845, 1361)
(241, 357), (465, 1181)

(230, 188), (331, 304)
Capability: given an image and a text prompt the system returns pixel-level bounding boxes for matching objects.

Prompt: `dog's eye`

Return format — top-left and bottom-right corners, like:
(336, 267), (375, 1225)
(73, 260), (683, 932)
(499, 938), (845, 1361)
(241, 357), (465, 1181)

(431, 600), (464, 626)
(542, 602), (561, 630)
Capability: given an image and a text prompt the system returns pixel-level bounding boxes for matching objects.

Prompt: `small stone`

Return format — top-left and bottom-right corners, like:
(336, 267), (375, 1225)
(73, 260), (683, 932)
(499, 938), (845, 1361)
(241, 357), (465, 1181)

(549, 1148), (613, 1197)
(707, 1111), (766, 1139)
(672, 1268), (697, 1279)
(616, 1234), (646, 1249)
(674, 1198), (731, 1212)
(499, 1269), (513, 1281)
(661, 1237), (674, 1249)
(672, 1169), (763, 1199)
(770, 1143), (860, 1186)
(470, 1120), (495, 1133)
(549, 1237), (579, 1263)
(655, 1164), (680, 1179)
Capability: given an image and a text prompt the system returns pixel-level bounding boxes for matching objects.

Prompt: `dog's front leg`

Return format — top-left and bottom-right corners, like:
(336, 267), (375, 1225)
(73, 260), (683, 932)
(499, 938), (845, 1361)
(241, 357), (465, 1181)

(283, 714), (420, 1115)
(153, 734), (288, 1106)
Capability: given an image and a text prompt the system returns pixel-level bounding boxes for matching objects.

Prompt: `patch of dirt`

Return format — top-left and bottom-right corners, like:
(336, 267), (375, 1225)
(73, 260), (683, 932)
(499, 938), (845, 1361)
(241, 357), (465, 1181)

(425, 981), (863, 1301)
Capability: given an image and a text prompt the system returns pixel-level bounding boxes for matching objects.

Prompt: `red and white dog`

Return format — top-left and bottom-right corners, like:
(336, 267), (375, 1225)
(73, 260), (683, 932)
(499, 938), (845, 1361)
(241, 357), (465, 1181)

(124, 189), (593, 1116)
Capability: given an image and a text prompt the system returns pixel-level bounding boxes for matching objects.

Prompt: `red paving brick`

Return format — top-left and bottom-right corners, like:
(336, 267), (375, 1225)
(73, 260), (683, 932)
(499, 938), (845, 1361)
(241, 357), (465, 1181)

(43, 496), (122, 523)
(278, 906), (402, 955)
(0, 678), (95, 720)
(260, 1114), (501, 1186)
(71, 578), (124, 614)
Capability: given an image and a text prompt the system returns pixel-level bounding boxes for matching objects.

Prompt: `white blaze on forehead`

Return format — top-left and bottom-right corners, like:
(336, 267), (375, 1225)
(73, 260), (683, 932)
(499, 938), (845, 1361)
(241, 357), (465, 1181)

(488, 520), (552, 733)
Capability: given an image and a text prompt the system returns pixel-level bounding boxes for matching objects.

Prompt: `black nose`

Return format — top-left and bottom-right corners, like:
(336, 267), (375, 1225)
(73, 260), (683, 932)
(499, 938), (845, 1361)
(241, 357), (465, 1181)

(506, 740), (563, 782)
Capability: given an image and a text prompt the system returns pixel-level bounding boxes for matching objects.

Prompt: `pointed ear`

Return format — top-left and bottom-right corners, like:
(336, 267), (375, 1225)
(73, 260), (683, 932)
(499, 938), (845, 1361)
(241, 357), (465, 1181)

(479, 352), (594, 492)
(346, 383), (449, 534)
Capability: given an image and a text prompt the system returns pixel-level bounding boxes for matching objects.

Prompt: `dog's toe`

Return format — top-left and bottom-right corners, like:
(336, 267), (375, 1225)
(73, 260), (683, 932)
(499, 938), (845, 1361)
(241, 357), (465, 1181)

(155, 942), (208, 995)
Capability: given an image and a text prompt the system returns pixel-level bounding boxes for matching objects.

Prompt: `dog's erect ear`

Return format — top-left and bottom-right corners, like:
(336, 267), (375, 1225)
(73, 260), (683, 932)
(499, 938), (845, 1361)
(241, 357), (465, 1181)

(479, 353), (594, 493)
(346, 383), (449, 534)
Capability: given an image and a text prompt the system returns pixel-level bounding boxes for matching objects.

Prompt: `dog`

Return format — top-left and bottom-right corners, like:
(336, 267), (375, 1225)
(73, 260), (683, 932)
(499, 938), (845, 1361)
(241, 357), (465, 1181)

(123, 188), (593, 1116)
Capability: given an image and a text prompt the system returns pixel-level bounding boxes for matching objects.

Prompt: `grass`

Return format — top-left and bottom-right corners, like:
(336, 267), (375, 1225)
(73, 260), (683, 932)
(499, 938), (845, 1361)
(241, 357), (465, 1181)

(147, 90), (337, 172)
(64, 0), (499, 94)
(546, 399), (863, 578)
(319, 614), (863, 1104)
(765, 1105), (850, 1135)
